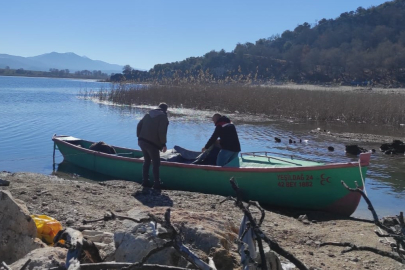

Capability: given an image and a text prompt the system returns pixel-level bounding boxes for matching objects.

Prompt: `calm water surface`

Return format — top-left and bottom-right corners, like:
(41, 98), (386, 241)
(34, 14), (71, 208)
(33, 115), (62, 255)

(1, 76), (404, 218)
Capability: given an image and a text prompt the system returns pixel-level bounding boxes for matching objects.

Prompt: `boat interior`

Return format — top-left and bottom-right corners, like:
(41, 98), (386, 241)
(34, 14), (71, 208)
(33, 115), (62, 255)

(55, 136), (326, 168)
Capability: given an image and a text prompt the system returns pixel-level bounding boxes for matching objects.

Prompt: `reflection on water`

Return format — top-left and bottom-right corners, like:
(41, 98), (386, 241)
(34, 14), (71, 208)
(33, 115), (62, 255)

(53, 161), (115, 182)
(1, 76), (404, 218)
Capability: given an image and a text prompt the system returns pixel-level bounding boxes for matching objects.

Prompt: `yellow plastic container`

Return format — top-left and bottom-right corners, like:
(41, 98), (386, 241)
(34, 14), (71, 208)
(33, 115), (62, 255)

(31, 215), (63, 245)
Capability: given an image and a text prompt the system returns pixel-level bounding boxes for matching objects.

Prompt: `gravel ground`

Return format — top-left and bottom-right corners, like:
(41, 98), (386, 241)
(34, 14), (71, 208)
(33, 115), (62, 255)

(1, 172), (404, 269)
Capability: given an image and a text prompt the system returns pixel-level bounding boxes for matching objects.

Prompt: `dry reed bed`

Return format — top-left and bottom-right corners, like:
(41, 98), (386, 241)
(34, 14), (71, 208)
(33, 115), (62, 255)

(92, 84), (405, 126)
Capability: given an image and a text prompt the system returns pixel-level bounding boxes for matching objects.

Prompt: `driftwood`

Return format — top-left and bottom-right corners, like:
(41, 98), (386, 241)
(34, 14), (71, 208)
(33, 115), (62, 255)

(222, 177), (309, 270)
(20, 259), (32, 270)
(1, 261), (11, 270)
(321, 181), (405, 264)
(147, 209), (216, 270)
(1, 259), (31, 270)
(320, 241), (404, 263)
(83, 211), (149, 224)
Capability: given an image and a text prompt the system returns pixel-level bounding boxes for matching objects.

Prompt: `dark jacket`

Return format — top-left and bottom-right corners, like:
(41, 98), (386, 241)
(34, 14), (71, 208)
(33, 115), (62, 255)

(137, 109), (169, 150)
(205, 116), (241, 152)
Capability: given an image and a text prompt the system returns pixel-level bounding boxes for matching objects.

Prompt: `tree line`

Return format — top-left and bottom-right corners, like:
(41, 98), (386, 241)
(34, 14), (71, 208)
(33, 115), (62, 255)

(0, 67), (108, 79)
(112, 0), (405, 86)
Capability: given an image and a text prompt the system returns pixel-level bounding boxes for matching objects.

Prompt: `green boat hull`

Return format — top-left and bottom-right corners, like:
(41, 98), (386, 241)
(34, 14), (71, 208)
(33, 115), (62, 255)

(53, 135), (371, 216)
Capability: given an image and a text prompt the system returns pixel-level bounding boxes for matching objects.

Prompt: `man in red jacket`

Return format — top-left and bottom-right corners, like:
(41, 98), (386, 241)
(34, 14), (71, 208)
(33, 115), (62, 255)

(202, 113), (241, 166)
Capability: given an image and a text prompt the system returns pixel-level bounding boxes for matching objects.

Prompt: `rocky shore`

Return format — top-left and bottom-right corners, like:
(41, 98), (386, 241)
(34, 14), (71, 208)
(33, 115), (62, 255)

(1, 172), (404, 270)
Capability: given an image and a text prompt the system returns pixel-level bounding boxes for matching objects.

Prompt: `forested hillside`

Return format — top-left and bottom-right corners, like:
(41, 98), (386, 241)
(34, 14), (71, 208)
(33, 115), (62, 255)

(114, 0), (405, 86)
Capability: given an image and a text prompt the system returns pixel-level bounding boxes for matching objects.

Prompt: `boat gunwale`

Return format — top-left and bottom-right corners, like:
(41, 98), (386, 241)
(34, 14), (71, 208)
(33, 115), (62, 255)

(53, 137), (370, 173)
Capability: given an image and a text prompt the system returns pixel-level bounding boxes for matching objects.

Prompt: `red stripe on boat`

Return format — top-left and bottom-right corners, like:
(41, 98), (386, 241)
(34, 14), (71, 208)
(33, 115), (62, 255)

(323, 189), (363, 216)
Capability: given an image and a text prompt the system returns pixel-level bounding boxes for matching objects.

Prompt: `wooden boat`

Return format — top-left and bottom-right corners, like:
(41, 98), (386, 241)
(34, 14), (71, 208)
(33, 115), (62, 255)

(52, 135), (371, 216)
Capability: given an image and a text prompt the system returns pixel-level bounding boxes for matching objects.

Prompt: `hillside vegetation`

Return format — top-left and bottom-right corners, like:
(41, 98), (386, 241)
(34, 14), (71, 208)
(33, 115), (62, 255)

(113, 0), (405, 86)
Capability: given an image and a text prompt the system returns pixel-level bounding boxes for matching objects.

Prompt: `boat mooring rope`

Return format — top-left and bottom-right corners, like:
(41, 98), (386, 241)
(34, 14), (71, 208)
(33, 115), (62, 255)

(358, 159), (368, 196)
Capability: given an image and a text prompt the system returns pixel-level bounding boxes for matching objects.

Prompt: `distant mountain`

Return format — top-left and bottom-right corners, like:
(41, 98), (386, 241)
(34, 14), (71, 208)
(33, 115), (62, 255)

(0, 52), (128, 74)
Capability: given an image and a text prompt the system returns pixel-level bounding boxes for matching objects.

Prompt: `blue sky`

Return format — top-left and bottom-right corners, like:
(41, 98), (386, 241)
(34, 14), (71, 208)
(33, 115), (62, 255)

(1, 0), (389, 70)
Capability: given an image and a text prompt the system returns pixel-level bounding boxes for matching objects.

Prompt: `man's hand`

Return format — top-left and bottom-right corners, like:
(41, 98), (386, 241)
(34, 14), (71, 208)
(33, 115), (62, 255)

(162, 146), (167, 153)
(201, 147), (206, 152)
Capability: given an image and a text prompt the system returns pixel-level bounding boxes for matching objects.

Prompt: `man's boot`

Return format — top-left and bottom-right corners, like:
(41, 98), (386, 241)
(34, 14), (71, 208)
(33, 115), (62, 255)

(142, 179), (151, 188)
(152, 179), (162, 190)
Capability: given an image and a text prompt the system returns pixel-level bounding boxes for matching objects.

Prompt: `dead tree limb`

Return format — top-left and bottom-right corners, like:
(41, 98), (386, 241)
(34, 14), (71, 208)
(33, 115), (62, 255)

(149, 209), (217, 270)
(20, 259), (32, 270)
(320, 242), (404, 263)
(1, 262), (11, 270)
(124, 240), (174, 270)
(227, 177), (309, 270)
(83, 211), (149, 225)
(341, 180), (405, 261)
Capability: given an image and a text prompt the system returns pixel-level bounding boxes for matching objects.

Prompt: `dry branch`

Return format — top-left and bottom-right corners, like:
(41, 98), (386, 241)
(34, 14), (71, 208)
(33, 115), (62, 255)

(227, 177), (309, 270)
(149, 209), (216, 270)
(338, 181), (405, 263)
(320, 242), (404, 263)
(20, 259), (32, 270)
(1, 262), (11, 270)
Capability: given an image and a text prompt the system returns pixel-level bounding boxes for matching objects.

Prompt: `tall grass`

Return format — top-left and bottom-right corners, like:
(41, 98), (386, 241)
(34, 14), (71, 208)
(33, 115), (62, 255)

(92, 83), (405, 126)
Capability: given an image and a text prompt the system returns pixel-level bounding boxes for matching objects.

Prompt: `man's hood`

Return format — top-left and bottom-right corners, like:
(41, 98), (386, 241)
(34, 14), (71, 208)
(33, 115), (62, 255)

(149, 109), (166, 118)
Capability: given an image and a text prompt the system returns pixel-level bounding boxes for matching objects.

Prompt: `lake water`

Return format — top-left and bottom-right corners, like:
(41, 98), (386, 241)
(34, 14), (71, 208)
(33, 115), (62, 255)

(1, 76), (404, 218)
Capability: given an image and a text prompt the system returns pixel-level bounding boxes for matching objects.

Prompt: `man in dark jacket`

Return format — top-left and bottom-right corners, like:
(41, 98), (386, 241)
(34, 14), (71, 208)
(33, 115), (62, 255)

(137, 103), (169, 189)
(202, 113), (241, 166)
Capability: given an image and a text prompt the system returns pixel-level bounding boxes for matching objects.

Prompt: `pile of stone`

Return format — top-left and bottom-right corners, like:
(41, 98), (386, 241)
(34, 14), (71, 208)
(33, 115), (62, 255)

(0, 190), (283, 270)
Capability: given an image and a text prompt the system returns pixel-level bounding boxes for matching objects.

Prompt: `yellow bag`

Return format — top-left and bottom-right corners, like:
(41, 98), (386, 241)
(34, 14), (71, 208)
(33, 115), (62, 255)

(31, 214), (63, 245)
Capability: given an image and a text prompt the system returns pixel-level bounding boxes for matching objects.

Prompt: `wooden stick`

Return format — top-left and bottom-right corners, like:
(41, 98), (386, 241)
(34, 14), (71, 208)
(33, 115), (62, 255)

(340, 181), (405, 262)
(20, 259), (32, 270)
(157, 209), (216, 270)
(341, 182), (405, 237)
(124, 241), (174, 270)
(320, 242), (404, 263)
(1, 262), (11, 270)
(229, 177), (309, 270)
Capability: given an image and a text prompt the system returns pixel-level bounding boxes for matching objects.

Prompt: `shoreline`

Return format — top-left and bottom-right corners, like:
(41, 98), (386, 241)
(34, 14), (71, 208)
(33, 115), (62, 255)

(1, 172), (403, 269)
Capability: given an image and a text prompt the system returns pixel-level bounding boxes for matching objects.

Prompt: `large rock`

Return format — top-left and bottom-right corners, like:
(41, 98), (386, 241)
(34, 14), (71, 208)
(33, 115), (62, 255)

(114, 221), (178, 263)
(0, 190), (44, 264)
(82, 230), (115, 261)
(9, 247), (67, 270)
(114, 207), (240, 269)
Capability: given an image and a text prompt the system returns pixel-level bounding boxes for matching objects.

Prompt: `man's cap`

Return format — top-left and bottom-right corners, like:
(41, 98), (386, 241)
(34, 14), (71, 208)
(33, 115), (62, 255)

(158, 103), (168, 112)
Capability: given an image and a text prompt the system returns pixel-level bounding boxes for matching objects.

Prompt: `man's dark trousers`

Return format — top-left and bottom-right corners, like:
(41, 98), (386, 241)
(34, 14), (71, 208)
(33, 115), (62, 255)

(138, 140), (161, 187)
